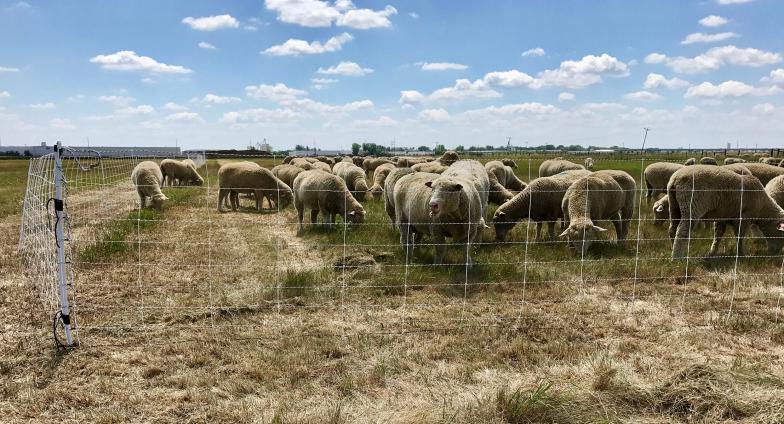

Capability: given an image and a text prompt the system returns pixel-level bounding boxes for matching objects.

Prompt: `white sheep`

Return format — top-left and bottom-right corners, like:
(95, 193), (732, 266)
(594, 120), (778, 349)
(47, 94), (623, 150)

(217, 162), (293, 212)
(160, 158), (204, 186)
(724, 157), (746, 165)
(369, 162), (396, 199)
(761, 157), (780, 165)
(668, 165), (784, 258)
(383, 167), (415, 226)
(271, 164), (305, 188)
(700, 157), (718, 165)
(131, 161), (168, 210)
(393, 172), (441, 256)
(309, 161), (332, 173)
(487, 172), (514, 206)
(492, 170), (589, 241)
(290, 158), (314, 171)
(501, 158), (518, 168)
(765, 175), (784, 209)
(333, 161), (370, 201)
(411, 161), (449, 174)
(293, 170), (365, 229)
(684, 157), (697, 166)
(584, 157), (594, 170)
(538, 159), (585, 178)
(397, 157), (429, 167)
(643, 162), (684, 203)
(724, 162), (784, 185)
(485, 160), (527, 191)
(362, 157), (395, 177)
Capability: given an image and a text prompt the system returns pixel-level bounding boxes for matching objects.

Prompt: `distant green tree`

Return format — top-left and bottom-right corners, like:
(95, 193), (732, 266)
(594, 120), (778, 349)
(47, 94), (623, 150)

(351, 143), (361, 155)
(455, 145), (465, 152)
(295, 144), (307, 151)
(417, 145), (430, 152)
(434, 144), (446, 155)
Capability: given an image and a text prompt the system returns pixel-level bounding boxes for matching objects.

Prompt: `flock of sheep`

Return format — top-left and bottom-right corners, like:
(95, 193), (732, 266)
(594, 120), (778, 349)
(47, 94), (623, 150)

(129, 151), (784, 266)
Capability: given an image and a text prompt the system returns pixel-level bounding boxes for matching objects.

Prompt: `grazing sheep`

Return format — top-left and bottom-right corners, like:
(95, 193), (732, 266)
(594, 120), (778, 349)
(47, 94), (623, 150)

(487, 172), (514, 205)
(271, 164), (305, 188)
(290, 158), (314, 171)
(316, 156), (335, 166)
(684, 158), (697, 166)
(362, 157), (395, 177)
(424, 160), (488, 266)
(501, 158), (518, 168)
(724, 157), (746, 165)
(559, 172), (629, 255)
(352, 156), (366, 167)
(369, 163), (396, 199)
(309, 161), (332, 173)
(724, 162), (784, 186)
(485, 161), (527, 191)
(397, 156), (429, 167)
(762, 157), (781, 166)
(765, 175), (784, 209)
(160, 158), (204, 186)
(584, 157), (595, 170)
(393, 172), (442, 256)
(643, 162), (684, 203)
(384, 167), (415, 226)
(333, 162), (370, 201)
(538, 159), (585, 178)
(700, 157), (718, 165)
(652, 196), (669, 226)
(217, 162), (293, 212)
(439, 150), (460, 166)
(131, 161), (168, 210)
(182, 158), (198, 169)
(283, 156), (294, 164)
(293, 170), (365, 229)
(411, 161), (449, 174)
(668, 165), (784, 258)
(492, 171), (588, 241)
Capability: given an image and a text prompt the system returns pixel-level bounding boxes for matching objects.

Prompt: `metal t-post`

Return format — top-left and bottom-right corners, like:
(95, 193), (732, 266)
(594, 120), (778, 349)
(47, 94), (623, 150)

(54, 141), (74, 346)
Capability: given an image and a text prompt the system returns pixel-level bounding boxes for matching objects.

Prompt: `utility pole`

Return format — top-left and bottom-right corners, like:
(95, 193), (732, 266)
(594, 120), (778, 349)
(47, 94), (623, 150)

(641, 127), (650, 151)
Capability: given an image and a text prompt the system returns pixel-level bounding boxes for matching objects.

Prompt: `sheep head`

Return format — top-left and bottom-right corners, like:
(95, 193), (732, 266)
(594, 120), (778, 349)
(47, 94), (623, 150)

(426, 179), (463, 218)
(273, 188), (294, 209)
(652, 200), (668, 226)
(492, 210), (516, 241)
(151, 193), (168, 210)
(559, 222), (607, 255)
(370, 184), (384, 199)
(346, 206), (365, 225)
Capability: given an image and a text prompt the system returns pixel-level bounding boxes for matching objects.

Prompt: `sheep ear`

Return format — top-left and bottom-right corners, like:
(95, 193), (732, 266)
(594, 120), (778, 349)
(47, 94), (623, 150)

(425, 181), (433, 188)
(496, 211), (506, 218)
(454, 183), (462, 191)
(654, 205), (664, 212)
(558, 229), (570, 238)
(777, 222), (784, 232)
(348, 210), (356, 216)
(592, 225), (607, 232)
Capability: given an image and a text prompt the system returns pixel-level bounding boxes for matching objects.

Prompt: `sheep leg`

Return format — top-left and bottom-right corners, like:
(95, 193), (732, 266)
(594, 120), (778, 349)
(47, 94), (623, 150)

(547, 221), (556, 241)
(731, 220), (749, 257)
(139, 193), (146, 209)
(218, 188), (228, 212)
(535, 222), (543, 241)
(432, 231), (446, 265)
(254, 190), (263, 211)
(671, 216), (693, 259)
(612, 213), (624, 246)
(310, 209), (319, 225)
(231, 191), (240, 211)
(297, 207), (304, 230)
(708, 221), (727, 256)
(400, 223), (412, 259)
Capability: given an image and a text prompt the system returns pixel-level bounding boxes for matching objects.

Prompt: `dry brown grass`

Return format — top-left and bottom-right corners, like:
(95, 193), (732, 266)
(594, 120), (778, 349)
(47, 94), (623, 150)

(2, 156), (784, 422)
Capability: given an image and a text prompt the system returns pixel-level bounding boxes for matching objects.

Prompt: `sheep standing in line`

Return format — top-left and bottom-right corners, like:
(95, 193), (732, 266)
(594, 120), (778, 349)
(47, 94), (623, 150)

(369, 163), (396, 199)
(643, 162), (684, 203)
(492, 170), (589, 241)
(538, 159), (585, 178)
(765, 175), (784, 209)
(700, 157), (718, 165)
(724, 162), (784, 185)
(684, 158), (697, 166)
(271, 164), (305, 188)
(333, 162), (370, 201)
(131, 161), (168, 210)
(160, 158), (204, 186)
(668, 165), (784, 258)
(393, 172), (441, 254)
(217, 162), (293, 212)
(293, 170), (365, 230)
(724, 157), (746, 165)
(584, 157), (595, 170)
(559, 173), (629, 255)
(383, 167), (415, 227)
(485, 161), (527, 191)
(501, 158), (518, 168)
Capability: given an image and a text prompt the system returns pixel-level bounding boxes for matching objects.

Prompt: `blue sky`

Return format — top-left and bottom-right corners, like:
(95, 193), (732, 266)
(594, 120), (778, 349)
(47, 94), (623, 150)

(1, 0), (783, 150)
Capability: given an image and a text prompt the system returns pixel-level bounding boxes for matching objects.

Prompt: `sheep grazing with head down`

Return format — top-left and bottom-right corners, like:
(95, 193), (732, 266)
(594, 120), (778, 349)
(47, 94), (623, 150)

(724, 162), (784, 186)
(538, 159), (585, 178)
(333, 161), (370, 201)
(290, 158), (314, 171)
(369, 162), (396, 198)
(160, 158), (204, 186)
(643, 162), (684, 203)
(485, 161), (527, 191)
(397, 156), (428, 167)
(684, 157), (697, 166)
(668, 165), (784, 258)
(293, 170), (365, 230)
(217, 162), (293, 212)
(384, 167), (415, 226)
(182, 158), (199, 169)
(352, 156), (366, 167)
(283, 156), (294, 164)
(501, 158), (518, 168)
(493, 170), (589, 242)
(132, 161), (168, 210)
(584, 157), (595, 170)
(700, 157), (718, 165)
(309, 161), (332, 173)
(362, 157), (395, 177)
(411, 161), (448, 174)
(271, 164), (305, 188)
(724, 157), (746, 165)
(487, 172), (513, 205)
(761, 157), (780, 165)
(393, 172), (440, 256)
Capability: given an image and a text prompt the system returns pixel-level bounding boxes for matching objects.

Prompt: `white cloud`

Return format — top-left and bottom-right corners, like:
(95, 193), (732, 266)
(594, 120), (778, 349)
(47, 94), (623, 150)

(644, 53), (668, 64)
(284, 98), (373, 113)
(399, 90), (425, 106)
(421, 62), (468, 71)
(533, 53), (629, 88)
(116, 105), (156, 115)
(90, 51), (192, 74)
(763, 68), (784, 86)
(317, 61), (373, 76)
(198, 42), (217, 50)
(658, 45), (782, 74)
(681, 32), (738, 45)
(99, 95), (135, 107)
(200, 93), (242, 105)
(165, 111), (203, 122)
(265, 0), (397, 29)
(311, 78), (338, 84)
(182, 15), (239, 31)
(246, 83), (307, 102)
(558, 92), (575, 102)
(643, 73), (690, 89)
(483, 70), (535, 87)
(460, 102), (560, 121)
(409, 12), (419, 19)
(220, 108), (302, 124)
(50, 118), (75, 130)
(3, 1), (30, 12)
(29, 102), (55, 109)
(752, 103), (774, 115)
(429, 79), (501, 102)
(162, 102), (188, 111)
(353, 115), (397, 127)
(418, 108), (451, 122)
(521, 47), (545, 57)
(699, 15), (728, 27)
(0, 66), (20, 73)
(717, 0), (753, 4)
(684, 80), (755, 98)
(0, 90), (10, 98)
(263, 32), (353, 56)
(624, 90), (662, 102)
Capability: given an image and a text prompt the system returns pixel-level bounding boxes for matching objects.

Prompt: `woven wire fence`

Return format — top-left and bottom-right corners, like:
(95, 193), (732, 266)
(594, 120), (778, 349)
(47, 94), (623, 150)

(17, 148), (784, 348)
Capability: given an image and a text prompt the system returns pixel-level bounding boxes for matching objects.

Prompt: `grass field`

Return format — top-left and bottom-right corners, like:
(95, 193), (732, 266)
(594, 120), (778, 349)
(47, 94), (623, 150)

(2, 154), (784, 423)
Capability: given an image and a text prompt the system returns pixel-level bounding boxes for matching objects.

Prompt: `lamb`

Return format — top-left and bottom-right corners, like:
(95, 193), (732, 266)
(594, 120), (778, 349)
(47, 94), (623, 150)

(333, 161), (370, 201)
(501, 158), (518, 168)
(765, 175), (784, 209)
(700, 157), (718, 165)
(271, 164), (305, 188)
(362, 157), (395, 177)
(584, 157), (595, 170)
(393, 172), (440, 256)
(538, 159), (585, 178)
(293, 170), (365, 229)
(684, 158), (696, 166)
(724, 162), (784, 185)
(424, 160), (488, 266)
(217, 161), (293, 212)
(160, 158), (204, 186)
(643, 162), (684, 203)
(290, 158), (314, 170)
(383, 167), (415, 226)
(369, 163), (396, 198)
(724, 157), (746, 165)
(131, 161), (168, 210)
(668, 165), (784, 258)
(411, 161), (448, 174)
(559, 172), (630, 255)
(485, 161), (527, 191)
(492, 170), (589, 241)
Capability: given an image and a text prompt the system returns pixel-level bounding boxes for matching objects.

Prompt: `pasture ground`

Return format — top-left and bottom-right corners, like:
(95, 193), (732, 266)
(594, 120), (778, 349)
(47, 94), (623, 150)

(2, 154), (784, 423)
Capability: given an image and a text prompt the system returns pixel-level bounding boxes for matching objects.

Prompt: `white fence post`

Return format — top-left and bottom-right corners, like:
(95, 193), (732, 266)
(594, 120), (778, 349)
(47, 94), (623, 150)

(54, 141), (74, 347)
